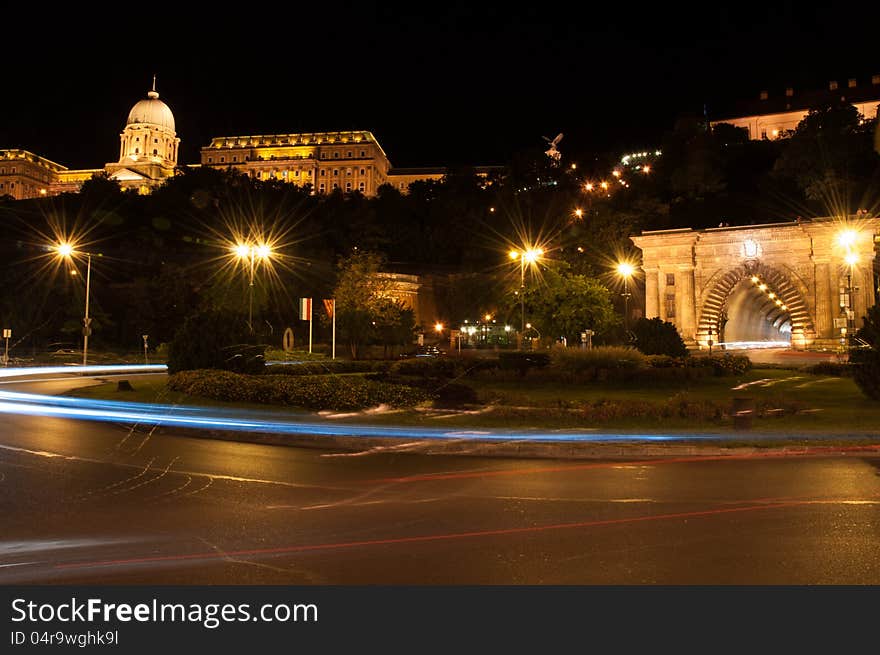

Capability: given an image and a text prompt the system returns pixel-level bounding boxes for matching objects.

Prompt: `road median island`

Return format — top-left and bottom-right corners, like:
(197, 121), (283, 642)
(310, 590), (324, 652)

(150, 422), (880, 460)
(48, 365), (880, 459)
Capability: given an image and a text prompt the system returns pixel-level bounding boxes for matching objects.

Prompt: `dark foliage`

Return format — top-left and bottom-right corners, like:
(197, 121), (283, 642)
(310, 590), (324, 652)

(632, 317), (689, 357)
(167, 308), (265, 374)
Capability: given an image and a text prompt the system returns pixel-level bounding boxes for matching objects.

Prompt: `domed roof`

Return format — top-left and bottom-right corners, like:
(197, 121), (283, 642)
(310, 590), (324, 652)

(126, 88), (175, 132)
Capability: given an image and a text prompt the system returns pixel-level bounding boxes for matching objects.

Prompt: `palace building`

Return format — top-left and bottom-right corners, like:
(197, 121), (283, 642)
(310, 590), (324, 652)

(710, 75), (880, 140)
(1, 81), (496, 201)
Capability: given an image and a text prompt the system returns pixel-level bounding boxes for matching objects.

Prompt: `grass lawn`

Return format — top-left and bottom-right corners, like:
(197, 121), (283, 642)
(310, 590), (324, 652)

(63, 368), (880, 436)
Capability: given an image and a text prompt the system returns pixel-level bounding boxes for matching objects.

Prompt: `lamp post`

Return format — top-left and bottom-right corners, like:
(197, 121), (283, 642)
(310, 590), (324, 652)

(509, 247), (543, 350)
(616, 262), (634, 338)
(232, 242), (272, 335)
(55, 243), (92, 366)
(844, 251), (858, 349)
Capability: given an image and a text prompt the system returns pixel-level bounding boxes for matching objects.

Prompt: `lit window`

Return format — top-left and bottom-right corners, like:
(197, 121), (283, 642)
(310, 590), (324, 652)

(332, 182), (338, 189)
(346, 182), (352, 190)
(319, 183), (325, 192)
(358, 182), (365, 190)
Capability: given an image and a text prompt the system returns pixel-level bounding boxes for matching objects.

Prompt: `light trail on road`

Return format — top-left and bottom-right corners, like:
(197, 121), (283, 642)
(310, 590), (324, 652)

(0, 386), (766, 444)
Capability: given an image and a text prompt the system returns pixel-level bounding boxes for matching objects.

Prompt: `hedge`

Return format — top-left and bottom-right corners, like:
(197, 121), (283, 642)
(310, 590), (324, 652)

(168, 370), (429, 410)
(265, 361), (390, 376)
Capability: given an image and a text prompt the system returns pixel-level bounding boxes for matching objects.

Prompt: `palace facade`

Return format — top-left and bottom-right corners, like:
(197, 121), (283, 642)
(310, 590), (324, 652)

(710, 75), (880, 140)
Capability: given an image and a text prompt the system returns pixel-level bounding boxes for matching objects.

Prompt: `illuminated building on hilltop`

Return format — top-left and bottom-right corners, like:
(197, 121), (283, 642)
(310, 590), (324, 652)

(1, 80), (498, 201)
(201, 133), (501, 196)
(710, 75), (880, 140)
(0, 79), (179, 199)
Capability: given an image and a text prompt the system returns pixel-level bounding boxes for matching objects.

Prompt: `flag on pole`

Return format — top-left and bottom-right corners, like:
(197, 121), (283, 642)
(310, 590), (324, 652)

(299, 298), (312, 321)
(323, 299), (335, 319)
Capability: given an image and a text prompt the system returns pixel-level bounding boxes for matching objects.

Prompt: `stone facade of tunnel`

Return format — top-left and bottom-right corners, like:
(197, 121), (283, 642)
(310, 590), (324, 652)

(630, 217), (880, 349)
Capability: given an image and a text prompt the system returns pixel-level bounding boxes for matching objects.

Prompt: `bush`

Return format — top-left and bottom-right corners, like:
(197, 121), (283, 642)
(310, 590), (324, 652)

(690, 353), (752, 376)
(632, 317), (689, 357)
(497, 351), (551, 376)
(390, 357), (463, 378)
(850, 349), (880, 400)
(549, 346), (647, 381)
(167, 308), (265, 374)
(387, 376), (480, 408)
(265, 360), (389, 376)
(851, 306), (880, 400)
(168, 370), (429, 410)
(801, 362), (852, 377)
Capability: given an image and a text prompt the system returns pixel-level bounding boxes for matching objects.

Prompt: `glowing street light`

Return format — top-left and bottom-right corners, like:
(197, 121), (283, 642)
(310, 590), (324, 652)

(574, 208), (583, 219)
(54, 242), (92, 366)
(837, 229), (858, 249)
(434, 322), (444, 333)
(509, 246), (545, 348)
(616, 261), (635, 336)
(232, 241), (274, 334)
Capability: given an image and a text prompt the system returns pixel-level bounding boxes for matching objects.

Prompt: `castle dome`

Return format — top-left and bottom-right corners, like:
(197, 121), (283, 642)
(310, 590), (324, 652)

(126, 86), (175, 132)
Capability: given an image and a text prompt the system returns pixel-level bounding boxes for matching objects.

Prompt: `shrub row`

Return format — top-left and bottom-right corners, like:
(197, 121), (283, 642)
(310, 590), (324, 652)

(265, 360), (390, 376)
(168, 370), (429, 410)
(800, 361), (852, 377)
(486, 395), (804, 424)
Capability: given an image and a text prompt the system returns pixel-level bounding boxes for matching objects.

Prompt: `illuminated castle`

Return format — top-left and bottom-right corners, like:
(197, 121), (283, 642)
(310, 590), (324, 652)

(0, 81), (497, 201)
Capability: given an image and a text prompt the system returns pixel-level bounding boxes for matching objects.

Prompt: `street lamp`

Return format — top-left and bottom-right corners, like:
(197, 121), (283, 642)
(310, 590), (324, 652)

(232, 241), (273, 334)
(55, 242), (92, 366)
(616, 262), (635, 337)
(509, 247), (544, 349)
(844, 251), (858, 348)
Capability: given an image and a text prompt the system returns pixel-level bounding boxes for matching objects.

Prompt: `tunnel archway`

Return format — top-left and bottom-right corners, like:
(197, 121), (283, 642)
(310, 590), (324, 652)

(697, 262), (814, 349)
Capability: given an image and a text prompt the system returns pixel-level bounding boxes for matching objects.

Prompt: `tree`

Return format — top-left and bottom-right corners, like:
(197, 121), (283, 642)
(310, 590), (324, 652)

(631, 317), (689, 357)
(332, 250), (416, 359)
(166, 307), (263, 374)
(520, 266), (618, 344)
(773, 101), (879, 204)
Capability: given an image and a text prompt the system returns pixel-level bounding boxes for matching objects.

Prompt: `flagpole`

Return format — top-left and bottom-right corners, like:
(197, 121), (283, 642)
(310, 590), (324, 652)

(332, 299), (336, 360)
(309, 298), (313, 354)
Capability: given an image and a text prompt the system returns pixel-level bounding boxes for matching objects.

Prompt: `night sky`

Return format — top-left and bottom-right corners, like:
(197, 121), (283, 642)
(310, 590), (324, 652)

(3, 3), (879, 171)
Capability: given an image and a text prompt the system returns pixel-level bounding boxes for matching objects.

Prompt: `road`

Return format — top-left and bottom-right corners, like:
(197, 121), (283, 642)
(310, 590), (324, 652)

(1, 374), (879, 584)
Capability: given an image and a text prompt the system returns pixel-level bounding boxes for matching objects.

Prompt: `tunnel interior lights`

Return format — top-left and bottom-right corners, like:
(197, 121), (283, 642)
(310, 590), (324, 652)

(749, 276), (789, 312)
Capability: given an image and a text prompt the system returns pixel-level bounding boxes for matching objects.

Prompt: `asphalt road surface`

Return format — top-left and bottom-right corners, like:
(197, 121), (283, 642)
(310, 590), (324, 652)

(1, 375), (879, 584)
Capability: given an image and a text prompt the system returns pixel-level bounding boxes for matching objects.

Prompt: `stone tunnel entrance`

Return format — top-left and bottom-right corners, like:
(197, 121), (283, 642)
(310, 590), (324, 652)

(696, 262), (812, 349)
(631, 218), (880, 351)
